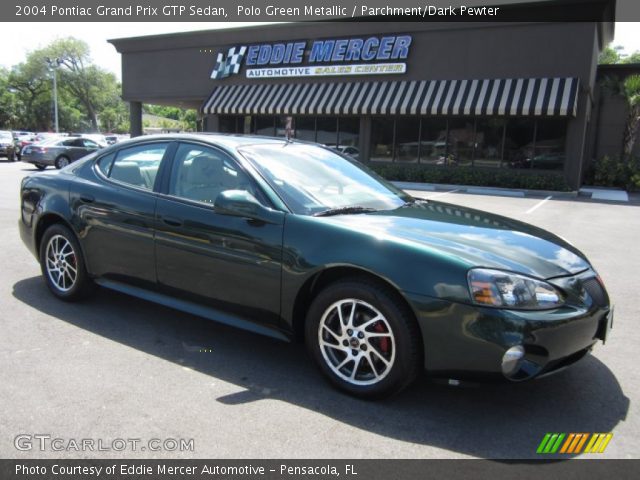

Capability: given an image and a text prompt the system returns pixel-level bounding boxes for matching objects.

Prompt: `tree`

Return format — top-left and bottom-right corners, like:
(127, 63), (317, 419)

(620, 75), (640, 156)
(41, 38), (106, 131)
(599, 45), (640, 65)
(599, 43), (640, 156)
(0, 37), (131, 133)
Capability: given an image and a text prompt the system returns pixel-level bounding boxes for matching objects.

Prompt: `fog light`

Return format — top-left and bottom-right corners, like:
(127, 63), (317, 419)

(502, 346), (525, 376)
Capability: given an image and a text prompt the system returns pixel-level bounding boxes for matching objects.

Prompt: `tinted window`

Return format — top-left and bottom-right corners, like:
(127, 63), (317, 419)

(109, 143), (168, 190)
(82, 139), (99, 148)
(169, 143), (258, 205)
(62, 139), (78, 147)
(96, 153), (115, 176)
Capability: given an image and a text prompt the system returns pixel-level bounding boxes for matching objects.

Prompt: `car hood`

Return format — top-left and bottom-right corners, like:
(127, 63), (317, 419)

(319, 200), (590, 279)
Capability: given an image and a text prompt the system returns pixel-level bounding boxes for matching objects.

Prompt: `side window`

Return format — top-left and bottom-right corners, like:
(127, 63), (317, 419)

(108, 143), (168, 190)
(83, 139), (99, 148)
(96, 153), (115, 176)
(169, 143), (258, 205)
(63, 139), (78, 147)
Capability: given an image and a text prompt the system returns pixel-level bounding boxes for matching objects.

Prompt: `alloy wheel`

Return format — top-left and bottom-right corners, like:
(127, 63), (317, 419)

(45, 234), (78, 292)
(318, 298), (396, 386)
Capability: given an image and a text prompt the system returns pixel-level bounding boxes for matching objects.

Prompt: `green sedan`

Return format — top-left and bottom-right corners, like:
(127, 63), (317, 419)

(18, 134), (612, 398)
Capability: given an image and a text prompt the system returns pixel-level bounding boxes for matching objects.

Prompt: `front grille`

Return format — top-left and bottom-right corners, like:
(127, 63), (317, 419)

(582, 277), (609, 307)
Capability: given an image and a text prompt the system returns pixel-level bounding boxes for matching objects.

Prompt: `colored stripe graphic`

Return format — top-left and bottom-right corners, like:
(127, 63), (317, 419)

(538, 433), (613, 454)
(584, 433), (614, 453)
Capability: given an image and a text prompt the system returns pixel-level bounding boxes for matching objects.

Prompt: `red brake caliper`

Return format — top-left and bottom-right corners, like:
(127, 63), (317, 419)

(374, 321), (389, 354)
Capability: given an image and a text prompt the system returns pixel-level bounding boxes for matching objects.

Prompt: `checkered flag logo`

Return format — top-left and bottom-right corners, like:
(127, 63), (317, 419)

(210, 46), (247, 80)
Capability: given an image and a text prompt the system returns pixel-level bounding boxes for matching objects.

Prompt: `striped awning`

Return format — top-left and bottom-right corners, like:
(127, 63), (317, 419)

(201, 77), (579, 117)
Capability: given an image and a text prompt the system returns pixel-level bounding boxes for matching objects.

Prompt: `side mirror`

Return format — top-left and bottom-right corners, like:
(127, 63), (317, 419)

(214, 190), (283, 224)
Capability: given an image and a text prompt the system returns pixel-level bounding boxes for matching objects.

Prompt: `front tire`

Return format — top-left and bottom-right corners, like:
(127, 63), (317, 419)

(39, 224), (94, 301)
(305, 278), (422, 398)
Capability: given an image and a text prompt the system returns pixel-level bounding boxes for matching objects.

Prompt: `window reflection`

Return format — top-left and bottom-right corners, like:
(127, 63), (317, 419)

(420, 118), (448, 165)
(446, 119), (475, 166)
(316, 117), (338, 146)
(395, 117), (420, 163)
(531, 119), (567, 170)
(504, 118), (536, 169)
(371, 117), (394, 162)
(295, 117), (316, 142)
(474, 118), (506, 168)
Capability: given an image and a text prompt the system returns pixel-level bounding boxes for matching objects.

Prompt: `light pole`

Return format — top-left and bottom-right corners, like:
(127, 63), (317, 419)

(45, 57), (63, 133)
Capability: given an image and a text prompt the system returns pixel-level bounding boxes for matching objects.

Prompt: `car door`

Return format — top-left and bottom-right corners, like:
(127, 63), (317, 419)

(72, 141), (172, 287)
(58, 138), (83, 161)
(79, 138), (101, 158)
(154, 142), (284, 325)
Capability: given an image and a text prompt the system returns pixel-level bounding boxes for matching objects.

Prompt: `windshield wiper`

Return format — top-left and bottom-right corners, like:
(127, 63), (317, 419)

(400, 198), (428, 207)
(314, 206), (378, 217)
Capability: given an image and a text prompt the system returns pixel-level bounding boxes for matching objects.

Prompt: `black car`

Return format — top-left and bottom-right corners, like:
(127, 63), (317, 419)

(19, 134), (612, 398)
(0, 131), (17, 161)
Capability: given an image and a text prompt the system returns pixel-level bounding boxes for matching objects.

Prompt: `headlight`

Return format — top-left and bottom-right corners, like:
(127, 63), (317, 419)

(468, 268), (564, 310)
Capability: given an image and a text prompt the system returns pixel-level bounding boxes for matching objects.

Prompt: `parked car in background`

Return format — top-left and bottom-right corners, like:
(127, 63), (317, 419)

(0, 131), (17, 161)
(13, 132), (37, 161)
(69, 133), (108, 147)
(331, 145), (360, 160)
(105, 135), (119, 145)
(21, 136), (104, 170)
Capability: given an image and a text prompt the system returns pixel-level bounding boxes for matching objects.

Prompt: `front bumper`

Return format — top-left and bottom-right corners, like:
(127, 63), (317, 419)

(406, 272), (611, 381)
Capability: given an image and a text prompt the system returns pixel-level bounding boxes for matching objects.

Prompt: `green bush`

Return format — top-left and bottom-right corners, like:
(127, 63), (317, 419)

(585, 155), (640, 191)
(368, 163), (571, 191)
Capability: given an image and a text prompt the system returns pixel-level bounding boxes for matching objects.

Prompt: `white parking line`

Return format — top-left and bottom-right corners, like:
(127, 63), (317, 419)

(425, 189), (460, 199)
(525, 195), (552, 214)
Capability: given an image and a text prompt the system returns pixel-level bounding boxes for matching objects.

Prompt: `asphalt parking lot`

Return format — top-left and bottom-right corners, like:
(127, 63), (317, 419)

(0, 159), (637, 459)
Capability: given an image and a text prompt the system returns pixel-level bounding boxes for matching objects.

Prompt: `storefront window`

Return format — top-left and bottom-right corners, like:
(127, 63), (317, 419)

(419, 118), (448, 165)
(338, 118), (360, 149)
(504, 118), (535, 169)
(446, 118), (475, 166)
(316, 117), (338, 146)
(474, 118), (506, 168)
(295, 117), (316, 142)
(370, 118), (394, 162)
(218, 115), (243, 133)
(394, 117), (420, 163)
(532, 119), (567, 170)
(276, 116), (295, 138)
(253, 116), (275, 136)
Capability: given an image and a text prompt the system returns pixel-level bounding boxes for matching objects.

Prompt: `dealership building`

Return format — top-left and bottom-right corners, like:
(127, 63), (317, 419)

(110, 0), (628, 189)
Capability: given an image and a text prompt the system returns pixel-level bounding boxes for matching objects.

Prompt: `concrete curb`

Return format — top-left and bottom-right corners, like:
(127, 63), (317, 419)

(392, 181), (579, 199)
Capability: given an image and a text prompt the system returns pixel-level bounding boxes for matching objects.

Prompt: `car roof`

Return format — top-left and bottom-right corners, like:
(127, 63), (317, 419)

(116, 133), (290, 150)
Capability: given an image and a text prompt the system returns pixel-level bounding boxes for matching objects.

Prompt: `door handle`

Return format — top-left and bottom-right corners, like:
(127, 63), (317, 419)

(79, 194), (94, 203)
(162, 216), (183, 227)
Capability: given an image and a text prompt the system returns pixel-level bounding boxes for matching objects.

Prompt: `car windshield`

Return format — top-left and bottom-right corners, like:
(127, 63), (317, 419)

(238, 143), (412, 216)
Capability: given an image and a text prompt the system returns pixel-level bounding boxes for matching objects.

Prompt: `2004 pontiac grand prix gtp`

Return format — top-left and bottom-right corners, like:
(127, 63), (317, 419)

(19, 134), (613, 398)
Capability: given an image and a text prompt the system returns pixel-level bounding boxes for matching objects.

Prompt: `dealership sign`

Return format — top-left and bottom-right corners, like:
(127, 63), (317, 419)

(210, 35), (412, 79)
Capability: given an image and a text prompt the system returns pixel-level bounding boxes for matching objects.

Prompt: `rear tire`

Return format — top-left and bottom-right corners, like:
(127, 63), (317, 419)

(305, 277), (422, 398)
(54, 156), (70, 169)
(39, 224), (94, 301)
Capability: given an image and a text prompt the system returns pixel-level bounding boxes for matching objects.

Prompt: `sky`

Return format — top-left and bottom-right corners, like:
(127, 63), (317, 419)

(0, 22), (639, 79)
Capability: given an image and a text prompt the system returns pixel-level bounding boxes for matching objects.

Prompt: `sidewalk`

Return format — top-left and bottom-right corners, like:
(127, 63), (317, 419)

(392, 181), (629, 202)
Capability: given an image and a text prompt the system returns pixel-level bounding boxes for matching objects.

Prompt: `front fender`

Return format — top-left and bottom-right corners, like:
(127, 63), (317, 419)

(281, 213), (472, 326)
